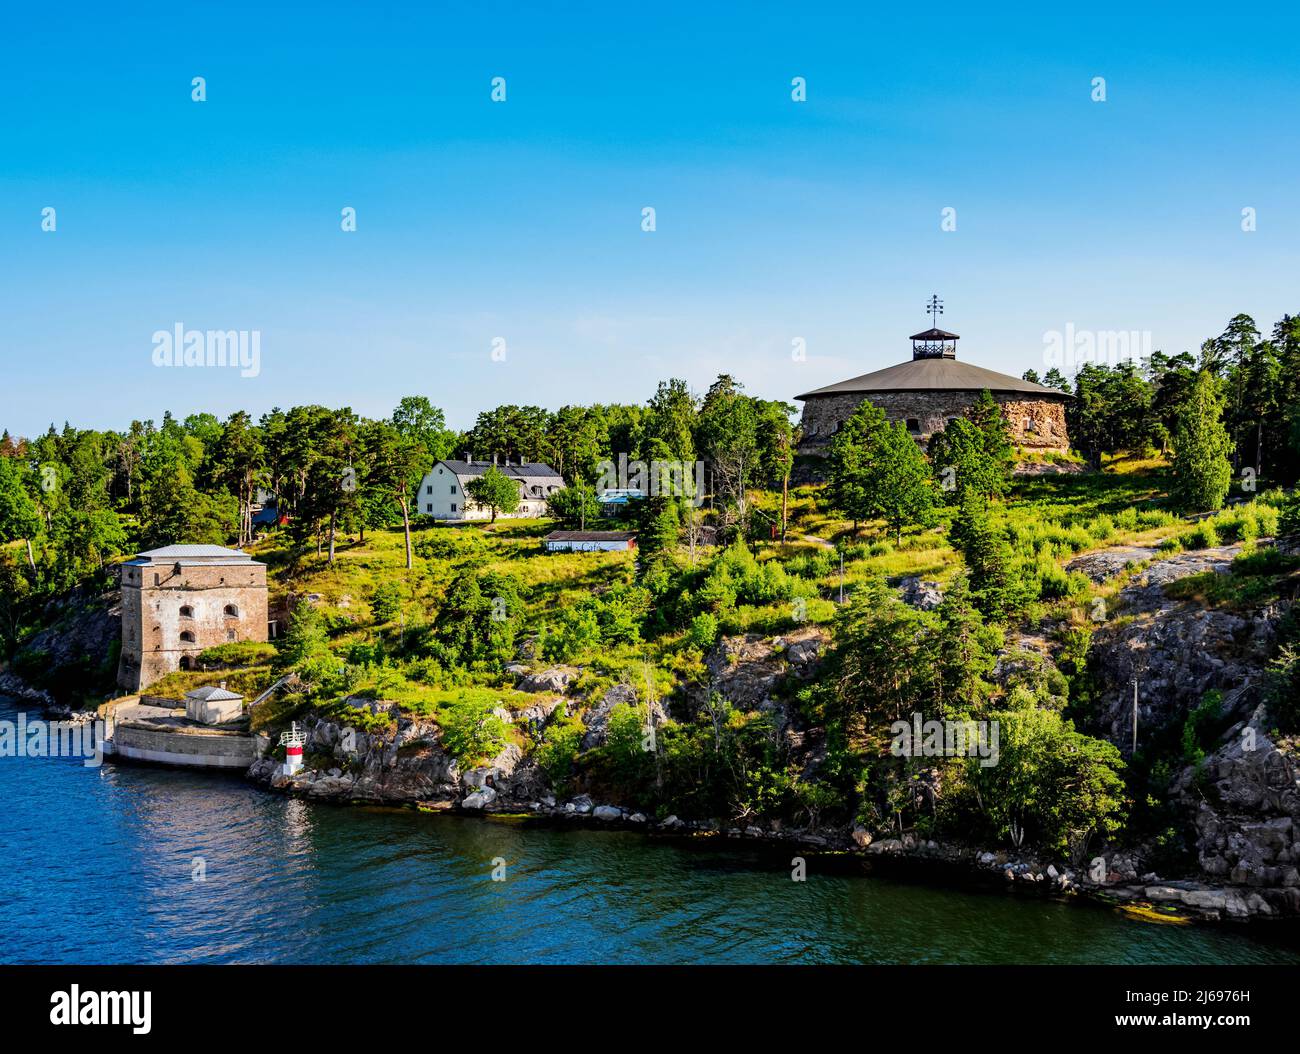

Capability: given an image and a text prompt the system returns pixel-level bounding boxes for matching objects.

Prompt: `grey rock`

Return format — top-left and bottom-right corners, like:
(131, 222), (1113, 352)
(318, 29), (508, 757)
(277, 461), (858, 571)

(461, 787), (498, 810)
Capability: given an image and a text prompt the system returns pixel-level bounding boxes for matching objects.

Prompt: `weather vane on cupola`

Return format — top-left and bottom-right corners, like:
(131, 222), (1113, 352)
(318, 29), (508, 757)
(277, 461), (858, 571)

(911, 293), (959, 360)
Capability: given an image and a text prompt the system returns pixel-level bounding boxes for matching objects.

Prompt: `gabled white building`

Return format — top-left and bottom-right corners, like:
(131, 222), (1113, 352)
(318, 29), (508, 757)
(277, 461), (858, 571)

(417, 458), (565, 521)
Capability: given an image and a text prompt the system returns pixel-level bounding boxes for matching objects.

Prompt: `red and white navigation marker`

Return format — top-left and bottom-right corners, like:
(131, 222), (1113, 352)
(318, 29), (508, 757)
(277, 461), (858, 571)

(279, 722), (307, 776)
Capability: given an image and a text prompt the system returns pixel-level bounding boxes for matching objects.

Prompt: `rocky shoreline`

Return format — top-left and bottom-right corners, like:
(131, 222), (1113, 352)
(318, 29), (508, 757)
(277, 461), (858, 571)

(243, 701), (1297, 926)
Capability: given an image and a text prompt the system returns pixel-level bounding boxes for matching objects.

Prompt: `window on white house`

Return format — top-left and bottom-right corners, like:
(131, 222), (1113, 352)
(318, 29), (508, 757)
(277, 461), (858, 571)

(426, 504), (433, 513)
(451, 503), (457, 512)
(426, 485), (432, 495)
(450, 484), (456, 493)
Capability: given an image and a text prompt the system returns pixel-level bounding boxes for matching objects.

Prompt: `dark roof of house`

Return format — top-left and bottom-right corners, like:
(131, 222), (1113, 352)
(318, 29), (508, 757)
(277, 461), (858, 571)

(544, 531), (636, 542)
(439, 460), (563, 480)
(796, 357), (1070, 401)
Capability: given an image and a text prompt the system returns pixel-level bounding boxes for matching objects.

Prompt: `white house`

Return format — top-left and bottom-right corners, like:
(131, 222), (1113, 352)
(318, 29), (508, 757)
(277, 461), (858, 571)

(417, 458), (565, 521)
(184, 684), (245, 725)
(543, 530), (637, 552)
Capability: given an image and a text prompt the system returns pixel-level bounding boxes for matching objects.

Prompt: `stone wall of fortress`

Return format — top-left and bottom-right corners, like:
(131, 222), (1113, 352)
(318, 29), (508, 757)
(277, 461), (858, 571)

(117, 561), (268, 692)
(798, 390), (1070, 454)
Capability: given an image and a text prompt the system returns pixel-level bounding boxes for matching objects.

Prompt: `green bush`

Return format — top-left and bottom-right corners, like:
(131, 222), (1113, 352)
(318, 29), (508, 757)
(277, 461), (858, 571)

(437, 695), (509, 765)
(196, 641), (278, 666)
(535, 716), (585, 789)
(685, 612), (719, 650)
(370, 580), (403, 623)
(1184, 520), (1219, 549)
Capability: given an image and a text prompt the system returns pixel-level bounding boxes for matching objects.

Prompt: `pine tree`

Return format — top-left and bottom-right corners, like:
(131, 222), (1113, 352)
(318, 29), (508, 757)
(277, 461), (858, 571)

(1171, 371), (1233, 512)
(825, 401), (888, 530)
(873, 422), (937, 543)
(951, 490), (1021, 619)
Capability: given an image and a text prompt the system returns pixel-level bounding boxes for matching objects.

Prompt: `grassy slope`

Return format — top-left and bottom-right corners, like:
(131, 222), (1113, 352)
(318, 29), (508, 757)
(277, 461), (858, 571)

(134, 456), (1293, 737)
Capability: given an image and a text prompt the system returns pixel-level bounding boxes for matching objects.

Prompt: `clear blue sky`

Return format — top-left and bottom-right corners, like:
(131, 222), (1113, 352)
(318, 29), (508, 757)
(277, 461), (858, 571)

(2, 2), (1298, 437)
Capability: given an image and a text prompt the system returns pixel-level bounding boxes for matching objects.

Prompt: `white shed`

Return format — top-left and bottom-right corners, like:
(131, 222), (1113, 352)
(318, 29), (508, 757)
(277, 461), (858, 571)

(184, 684), (245, 725)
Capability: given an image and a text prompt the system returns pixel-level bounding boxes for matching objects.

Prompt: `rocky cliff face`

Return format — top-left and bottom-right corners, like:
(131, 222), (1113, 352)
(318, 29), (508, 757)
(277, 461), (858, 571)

(1170, 706), (1300, 917)
(0, 587), (120, 712)
(250, 627), (830, 816)
(1087, 546), (1283, 751)
(1082, 542), (1300, 918)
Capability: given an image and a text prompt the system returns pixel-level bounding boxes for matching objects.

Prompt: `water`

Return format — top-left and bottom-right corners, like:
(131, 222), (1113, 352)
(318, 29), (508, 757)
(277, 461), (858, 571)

(3, 699), (1298, 964)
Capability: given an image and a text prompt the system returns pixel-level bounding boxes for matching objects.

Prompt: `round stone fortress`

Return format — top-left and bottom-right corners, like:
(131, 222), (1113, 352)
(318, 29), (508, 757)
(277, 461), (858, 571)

(796, 328), (1071, 455)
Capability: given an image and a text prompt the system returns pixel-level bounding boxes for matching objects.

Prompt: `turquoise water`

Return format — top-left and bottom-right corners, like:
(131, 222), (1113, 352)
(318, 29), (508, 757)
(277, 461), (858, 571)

(2, 698), (1298, 964)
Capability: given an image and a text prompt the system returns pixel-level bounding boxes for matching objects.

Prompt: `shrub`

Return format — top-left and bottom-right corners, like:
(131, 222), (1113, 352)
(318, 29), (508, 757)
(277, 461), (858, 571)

(1184, 520), (1219, 550)
(196, 641), (278, 667)
(535, 716), (585, 789)
(685, 612), (719, 651)
(437, 695), (509, 764)
(370, 580), (403, 623)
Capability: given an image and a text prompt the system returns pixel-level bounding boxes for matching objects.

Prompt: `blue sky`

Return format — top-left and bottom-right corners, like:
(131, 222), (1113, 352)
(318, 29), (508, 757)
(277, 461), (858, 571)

(2, 3), (1298, 436)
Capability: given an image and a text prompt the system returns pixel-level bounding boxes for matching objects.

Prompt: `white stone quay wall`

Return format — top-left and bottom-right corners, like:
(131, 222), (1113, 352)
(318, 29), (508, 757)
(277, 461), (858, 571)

(110, 724), (258, 769)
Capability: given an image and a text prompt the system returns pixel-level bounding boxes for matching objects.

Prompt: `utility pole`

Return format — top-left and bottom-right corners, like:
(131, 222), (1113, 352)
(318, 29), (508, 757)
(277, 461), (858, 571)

(1131, 676), (1139, 756)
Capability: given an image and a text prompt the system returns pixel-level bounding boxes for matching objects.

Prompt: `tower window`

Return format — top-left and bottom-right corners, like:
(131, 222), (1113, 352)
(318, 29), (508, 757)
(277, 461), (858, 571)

(180, 631), (196, 643)
(224, 604), (240, 618)
(905, 418), (921, 434)
(179, 605), (194, 618)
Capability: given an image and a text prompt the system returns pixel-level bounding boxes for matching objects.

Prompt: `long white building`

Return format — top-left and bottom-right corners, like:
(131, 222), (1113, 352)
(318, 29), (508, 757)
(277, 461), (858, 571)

(416, 458), (564, 521)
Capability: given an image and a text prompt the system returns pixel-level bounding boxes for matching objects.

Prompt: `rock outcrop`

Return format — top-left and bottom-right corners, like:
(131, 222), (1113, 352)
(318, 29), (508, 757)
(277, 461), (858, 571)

(1088, 545), (1281, 750)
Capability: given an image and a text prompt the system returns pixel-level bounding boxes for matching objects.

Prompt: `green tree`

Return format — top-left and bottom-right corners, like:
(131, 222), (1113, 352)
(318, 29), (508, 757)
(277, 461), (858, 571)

(950, 490), (1023, 619)
(547, 483), (601, 529)
(360, 420), (428, 568)
(644, 379), (697, 462)
(825, 400), (890, 529)
(1170, 371), (1232, 512)
(872, 422), (937, 543)
(698, 376), (760, 530)
(965, 706), (1126, 857)
(392, 396), (454, 465)
(464, 466), (520, 522)
(0, 456), (42, 572)
(755, 400), (796, 541)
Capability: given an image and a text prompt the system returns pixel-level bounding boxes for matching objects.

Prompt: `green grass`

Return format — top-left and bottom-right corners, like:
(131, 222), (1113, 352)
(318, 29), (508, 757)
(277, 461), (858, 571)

(1163, 545), (1300, 609)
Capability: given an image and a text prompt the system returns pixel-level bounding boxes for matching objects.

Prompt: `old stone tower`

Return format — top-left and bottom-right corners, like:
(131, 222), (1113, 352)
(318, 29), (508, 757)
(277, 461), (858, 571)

(117, 544), (269, 692)
(796, 326), (1071, 455)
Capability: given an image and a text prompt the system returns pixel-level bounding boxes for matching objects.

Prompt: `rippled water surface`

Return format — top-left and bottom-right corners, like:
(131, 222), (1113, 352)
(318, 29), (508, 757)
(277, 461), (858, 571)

(3, 699), (1298, 964)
